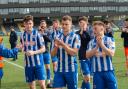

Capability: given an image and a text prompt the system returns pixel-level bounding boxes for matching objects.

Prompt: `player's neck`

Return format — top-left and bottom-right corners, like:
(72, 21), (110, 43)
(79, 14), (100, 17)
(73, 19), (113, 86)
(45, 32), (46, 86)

(63, 30), (70, 36)
(26, 30), (32, 34)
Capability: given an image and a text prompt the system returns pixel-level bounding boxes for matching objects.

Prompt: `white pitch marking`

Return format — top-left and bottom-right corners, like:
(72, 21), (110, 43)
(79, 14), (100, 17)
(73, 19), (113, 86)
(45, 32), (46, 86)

(3, 59), (24, 69)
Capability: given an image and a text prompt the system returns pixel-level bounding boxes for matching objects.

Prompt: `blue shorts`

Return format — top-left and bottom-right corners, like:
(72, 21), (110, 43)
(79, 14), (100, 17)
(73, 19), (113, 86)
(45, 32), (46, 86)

(0, 68), (3, 79)
(80, 60), (91, 76)
(53, 72), (78, 89)
(43, 52), (51, 64)
(52, 56), (58, 62)
(25, 66), (46, 83)
(93, 71), (117, 89)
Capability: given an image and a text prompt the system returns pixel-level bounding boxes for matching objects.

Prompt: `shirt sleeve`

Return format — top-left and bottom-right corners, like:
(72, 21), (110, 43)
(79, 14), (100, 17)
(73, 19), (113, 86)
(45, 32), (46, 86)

(73, 34), (81, 49)
(109, 37), (115, 52)
(0, 45), (19, 58)
(37, 33), (45, 48)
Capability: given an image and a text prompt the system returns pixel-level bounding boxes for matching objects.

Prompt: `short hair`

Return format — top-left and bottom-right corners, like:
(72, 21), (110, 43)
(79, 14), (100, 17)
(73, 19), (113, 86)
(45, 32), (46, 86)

(40, 20), (46, 23)
(125, 18), (128, 21)
(93, 21), (105, 27)
(23, 15), (33, 22)
(103, 20), (111, 25)
(10, 26), (14, 29)
(62, 15), (72, 22)
(53, 19), (60, 23)
(78, 16), (88, 22)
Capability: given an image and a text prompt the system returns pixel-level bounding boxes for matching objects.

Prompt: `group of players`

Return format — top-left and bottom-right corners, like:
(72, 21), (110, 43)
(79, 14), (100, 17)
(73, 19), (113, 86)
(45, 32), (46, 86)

(17, 14), (119, 89)
(3, 14), (128, 89)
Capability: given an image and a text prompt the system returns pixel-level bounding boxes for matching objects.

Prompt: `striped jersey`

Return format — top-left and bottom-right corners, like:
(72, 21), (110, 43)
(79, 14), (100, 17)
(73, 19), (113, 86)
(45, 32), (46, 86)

(50, 28), (62, 51)
(20, 28), (45, 67)
(87, 36), (115, 72)
(55, 31), (81, 72)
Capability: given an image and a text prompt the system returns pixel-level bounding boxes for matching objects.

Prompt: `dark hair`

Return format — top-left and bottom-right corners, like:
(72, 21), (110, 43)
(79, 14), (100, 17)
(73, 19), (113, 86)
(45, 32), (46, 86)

(125, 18), (128, 21)
(93, 21), (105, 27)
(103, 20), (111, 25)
(23, 15), (33, 22)
(78, 16), (88, 22)
(62, 15), (72, 22)
(40, 20), (46, 23)
(10, 26), (14, 29)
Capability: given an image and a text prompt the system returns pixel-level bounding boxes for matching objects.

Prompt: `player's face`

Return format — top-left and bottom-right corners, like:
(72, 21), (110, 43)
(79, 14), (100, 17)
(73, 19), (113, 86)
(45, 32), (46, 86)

(93, 25), (105, 37)
(53, 21), (59, 29)
(124, 21), (128, 27)
(40, 22), (47, 30)
(79, 20), (88, 31)
(24, 20), (33, 32)
(106, 23), (111, 29)
(62, 20), (72, 33)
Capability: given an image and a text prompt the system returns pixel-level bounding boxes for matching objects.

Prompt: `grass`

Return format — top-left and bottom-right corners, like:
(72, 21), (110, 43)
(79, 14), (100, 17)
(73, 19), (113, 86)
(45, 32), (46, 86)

(0, 32), (128, 89)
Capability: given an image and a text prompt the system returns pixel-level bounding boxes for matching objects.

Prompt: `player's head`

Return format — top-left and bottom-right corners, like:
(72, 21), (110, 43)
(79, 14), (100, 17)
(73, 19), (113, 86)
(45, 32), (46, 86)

(40, 20), (47, 31)
(92, 21), (105, 37)
(10, 26), (14, 31)
(52, 19), (60, 29)
(103, 20), (111, 29)
(124, 18), (128, 27)
(23, 15), (34, 32)
(61, 15), (72, 33)
(78, 16), (88, 31)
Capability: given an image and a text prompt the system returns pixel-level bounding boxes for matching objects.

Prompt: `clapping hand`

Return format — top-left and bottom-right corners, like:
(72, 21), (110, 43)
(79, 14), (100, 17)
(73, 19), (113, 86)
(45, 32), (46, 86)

(26, 51), (35, 56)
(95, 32), (103, 47)
(55, 38), (64, 47)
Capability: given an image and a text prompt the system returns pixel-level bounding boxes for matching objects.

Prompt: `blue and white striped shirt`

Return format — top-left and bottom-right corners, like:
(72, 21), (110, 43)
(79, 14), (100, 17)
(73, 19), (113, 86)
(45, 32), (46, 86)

(49, 28), (62, 51)
(55, 31), (81, 72)
(21, 29), (45, 67)
(87, 36), (115, 72)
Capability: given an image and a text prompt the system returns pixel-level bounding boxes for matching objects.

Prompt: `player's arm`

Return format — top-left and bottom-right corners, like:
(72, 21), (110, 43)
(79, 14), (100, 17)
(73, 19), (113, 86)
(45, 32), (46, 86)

(0, 37), (19, 58)
(57, 35), (81, 56)
(26, 33), (46, 56)
(100, 45), (115, 57)
(34, 46), (45, 55)
(0, 45), (19, 58)
(51, 47), (58, 57)
(97, 36), (115, 57)
(86, 45), (98, 59)
(25, 45), (45, 56)
(61, 43), (78, 56)
(36, 33), (46, 54)
(51, 39), (59, 57)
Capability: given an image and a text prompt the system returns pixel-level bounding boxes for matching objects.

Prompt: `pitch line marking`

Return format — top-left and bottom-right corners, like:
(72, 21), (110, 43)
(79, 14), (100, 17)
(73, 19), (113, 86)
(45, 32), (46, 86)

(3, 59), (24, 69)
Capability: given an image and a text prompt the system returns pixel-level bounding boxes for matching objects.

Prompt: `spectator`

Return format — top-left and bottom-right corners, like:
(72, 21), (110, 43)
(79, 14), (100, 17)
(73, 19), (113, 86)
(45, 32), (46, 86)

(9, 26), (18, 61)
(121, 18), (128, 76)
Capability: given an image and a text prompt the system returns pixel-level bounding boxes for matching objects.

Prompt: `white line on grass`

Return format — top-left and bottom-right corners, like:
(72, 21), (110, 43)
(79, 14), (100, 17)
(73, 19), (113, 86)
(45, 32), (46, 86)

(3, 59), (24, 69)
